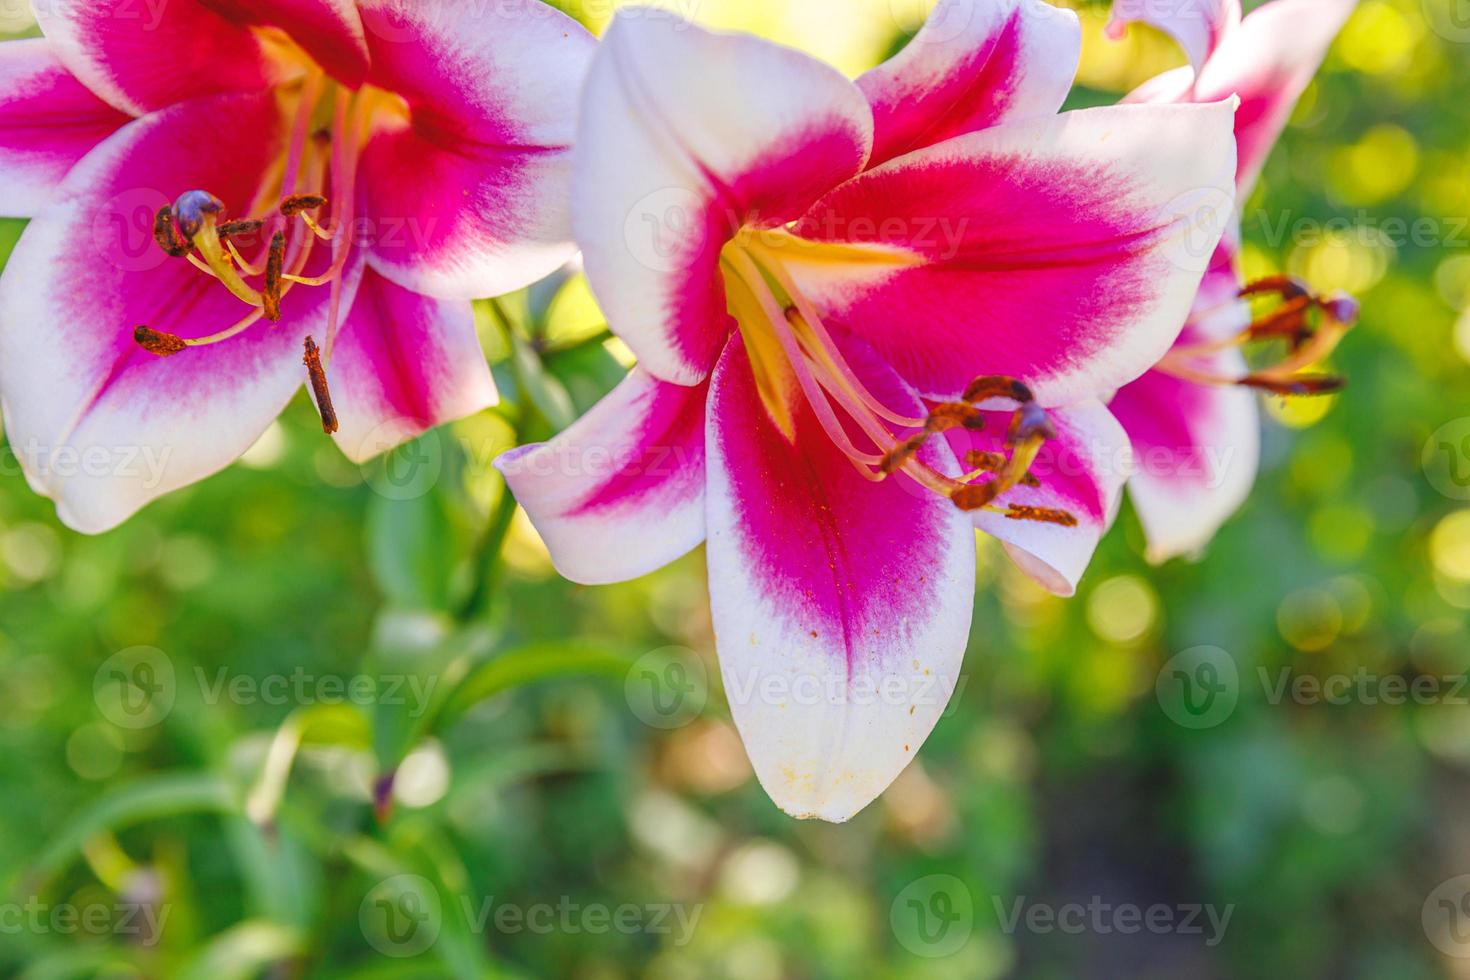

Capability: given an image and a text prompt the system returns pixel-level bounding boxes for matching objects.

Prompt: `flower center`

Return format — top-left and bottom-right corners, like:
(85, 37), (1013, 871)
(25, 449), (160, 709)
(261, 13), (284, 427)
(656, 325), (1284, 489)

(132, 72), (406, 434)
(1155, 276), (1358, 396)
(718, 228), (1075, 525)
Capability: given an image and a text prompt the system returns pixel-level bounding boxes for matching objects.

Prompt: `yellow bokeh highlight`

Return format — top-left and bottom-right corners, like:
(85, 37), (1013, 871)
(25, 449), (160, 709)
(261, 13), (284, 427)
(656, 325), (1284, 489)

(1073, 5), (1186, 94)
(574, 0), (901, 75)
(1330, 125), (1419, 205)
(1430, 511), (1470, 583)
(1277, 588), (1344, 652)
(1086, 576), (1159, 645)
(1336, 1), (1421, 76)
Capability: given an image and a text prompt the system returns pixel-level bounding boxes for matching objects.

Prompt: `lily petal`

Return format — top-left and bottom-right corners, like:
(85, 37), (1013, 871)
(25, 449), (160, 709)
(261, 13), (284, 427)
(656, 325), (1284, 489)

(786, 101), (1239, 405)
(328, 269), (498, 463)
(960, 401), (1131, 597)
(1110, 353), (1260, 562)
(228, 0), (370, 88)
(859, 0), (1080, 169)
(355, 0), (595, 300)
(33, 0), (367, 115)
(496, 369), (709, 586)
(706, 334), (975, 822)
(1108, 0), (1241, 78)
(1194, 0), (1356, 196)
(0, 38), (130, 218)
(574, 11), (874, 386)
(0, 92), (358, 533)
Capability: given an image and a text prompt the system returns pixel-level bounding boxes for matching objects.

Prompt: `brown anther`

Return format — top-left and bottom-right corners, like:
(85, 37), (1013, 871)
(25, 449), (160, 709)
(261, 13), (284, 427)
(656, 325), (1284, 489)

(965, 450), (1006, 471)
(1239, 374), (1346, 397)
(1004, 505), (1078, 527)
(963, 376), (1034, 405)
(950, 481), (1001, 513)
(880, 433), (929, 475)
(925, 402), (986, 433)
(1240, 275), (1310, 302)
(1245, 295), (1312, 343)
(152, 207), (190, 258)
(262, 232), (286, 322)
(217, 219), (263, 240)
(303, 337), (338, 435)
(134, 325), (187, 357)
(281, 194), (328, 217)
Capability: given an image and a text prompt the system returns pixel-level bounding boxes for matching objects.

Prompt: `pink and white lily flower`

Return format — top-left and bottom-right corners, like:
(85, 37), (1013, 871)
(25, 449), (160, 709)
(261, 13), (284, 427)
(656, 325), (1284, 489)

(1107, 0), (1358, 560)
(0, 0), (594, 533)
(497, 2), (1238, 820)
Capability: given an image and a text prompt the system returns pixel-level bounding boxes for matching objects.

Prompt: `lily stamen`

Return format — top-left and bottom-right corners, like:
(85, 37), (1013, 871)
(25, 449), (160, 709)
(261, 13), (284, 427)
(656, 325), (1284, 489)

(1156, 275), (1358, 395)
(723, 242), (1070, 519)
(303, 336), (338, 435)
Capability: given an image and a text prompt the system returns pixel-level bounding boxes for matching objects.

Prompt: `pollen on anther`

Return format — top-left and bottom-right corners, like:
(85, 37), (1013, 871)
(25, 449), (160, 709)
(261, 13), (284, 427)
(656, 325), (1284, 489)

(281, 194), (328, 217)
(134, 325), (187, 357)
(263, 232), (286, 322)
(1005, 504), (1078, 527)
(152, 207), (189, 258)
(303, 336), (339, 435)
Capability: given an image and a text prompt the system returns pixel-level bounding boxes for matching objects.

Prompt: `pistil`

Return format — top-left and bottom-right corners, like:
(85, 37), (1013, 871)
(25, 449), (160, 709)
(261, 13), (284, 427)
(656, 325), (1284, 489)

(129, 76), (372, 438)
(721, 239), (1072, 523)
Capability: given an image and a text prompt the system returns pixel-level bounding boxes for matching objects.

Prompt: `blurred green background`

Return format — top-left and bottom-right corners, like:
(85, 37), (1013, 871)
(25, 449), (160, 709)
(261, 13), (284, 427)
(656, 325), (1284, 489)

(1, 0), (1468, 977)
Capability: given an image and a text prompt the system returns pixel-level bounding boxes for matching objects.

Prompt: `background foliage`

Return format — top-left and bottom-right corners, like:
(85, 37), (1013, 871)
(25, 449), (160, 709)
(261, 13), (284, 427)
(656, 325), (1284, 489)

(1, 0), (1467, 977)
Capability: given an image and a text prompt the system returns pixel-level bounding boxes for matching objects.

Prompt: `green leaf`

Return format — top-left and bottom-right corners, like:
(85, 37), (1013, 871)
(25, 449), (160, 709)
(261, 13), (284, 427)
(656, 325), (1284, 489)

(367, 476), (459, 612)
(439, 642), (639, 728)
(31, 774), (239, 885)
(508, 332), (576, 433)
(174, 921), (305, 980)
